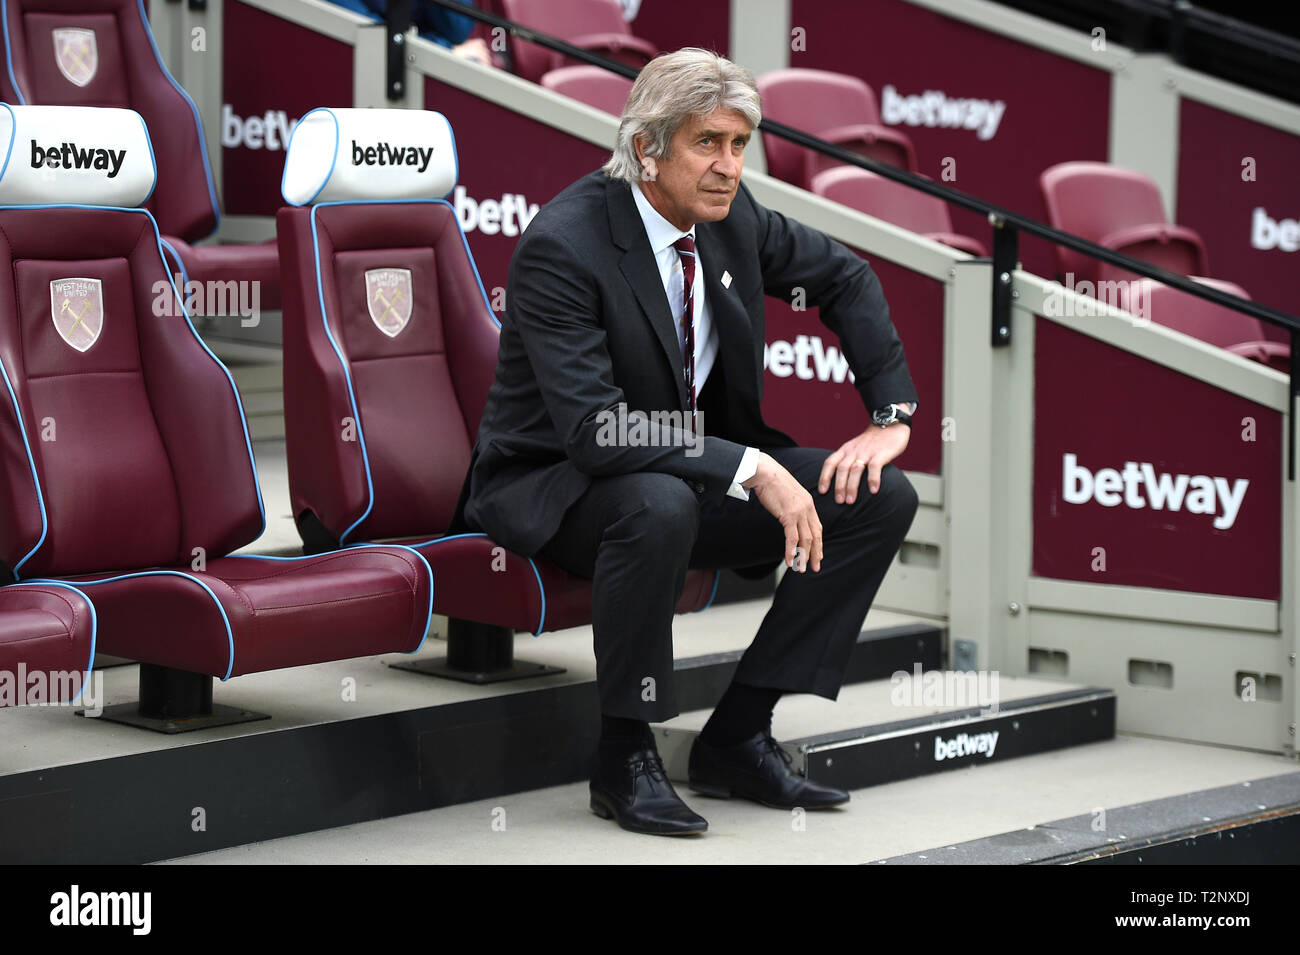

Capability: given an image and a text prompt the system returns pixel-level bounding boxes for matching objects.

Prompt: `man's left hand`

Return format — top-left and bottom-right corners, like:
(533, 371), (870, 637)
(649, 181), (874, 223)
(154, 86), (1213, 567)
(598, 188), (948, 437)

(818, 424), (911, 504)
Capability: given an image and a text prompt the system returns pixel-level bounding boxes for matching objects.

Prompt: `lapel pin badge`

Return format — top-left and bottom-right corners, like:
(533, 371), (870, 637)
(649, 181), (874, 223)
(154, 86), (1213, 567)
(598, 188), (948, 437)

(721, 270), (732, 289)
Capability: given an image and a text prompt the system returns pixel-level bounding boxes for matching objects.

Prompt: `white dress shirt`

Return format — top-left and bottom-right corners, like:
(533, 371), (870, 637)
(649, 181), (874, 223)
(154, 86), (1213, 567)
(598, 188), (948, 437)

(632, 184), (758, 499)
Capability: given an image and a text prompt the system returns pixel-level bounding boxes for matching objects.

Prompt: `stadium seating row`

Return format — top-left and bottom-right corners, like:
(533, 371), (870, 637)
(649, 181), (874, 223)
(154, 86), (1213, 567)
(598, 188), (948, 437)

(496, 0), (655, 81)
(541, 61), (1285, 367)
(2, 0), (1279, 370)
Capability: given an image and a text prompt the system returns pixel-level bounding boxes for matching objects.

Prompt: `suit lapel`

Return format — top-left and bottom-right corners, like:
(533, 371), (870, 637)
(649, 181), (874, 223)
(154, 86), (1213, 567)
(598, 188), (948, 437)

(695, 221), (760, 405)
(608, 178), (689, 409)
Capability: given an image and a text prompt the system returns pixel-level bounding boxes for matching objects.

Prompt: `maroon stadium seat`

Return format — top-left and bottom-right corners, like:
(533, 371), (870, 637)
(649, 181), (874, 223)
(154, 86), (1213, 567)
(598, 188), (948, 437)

(1117, 277), (1289, 372)
(0, 582), (95, 704)
(0, 0), (281, 310)
(0, 105), (432, 730)
(1039, 161), (1208, 285)
(277, 108), (716, 681)
(757, 69), (918, 190)
(810, 166), (986, 256)
(540, 64), (633, 115)
(498, 0), (656, 84)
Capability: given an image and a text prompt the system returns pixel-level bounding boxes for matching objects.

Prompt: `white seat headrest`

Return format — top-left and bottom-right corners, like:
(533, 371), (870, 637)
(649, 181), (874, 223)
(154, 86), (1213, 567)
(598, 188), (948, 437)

(0, 104), (156, 207)
(281, 107), (458, 205)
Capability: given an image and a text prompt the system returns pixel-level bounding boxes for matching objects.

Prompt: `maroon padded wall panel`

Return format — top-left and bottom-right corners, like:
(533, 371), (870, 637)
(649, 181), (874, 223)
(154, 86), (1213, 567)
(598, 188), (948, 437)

(1177, 98), (1300, 322)
(1034, 319), (1281, 599)
(761, 259), (943, 475)
(422, 76), (610, 301)
(221, 0), (353, 216)
(627, 0), (728, 57)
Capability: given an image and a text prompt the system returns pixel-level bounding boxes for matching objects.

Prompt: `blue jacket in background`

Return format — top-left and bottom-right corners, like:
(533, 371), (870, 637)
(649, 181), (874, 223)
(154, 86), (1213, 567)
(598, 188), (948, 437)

(331, 0), (477, 48)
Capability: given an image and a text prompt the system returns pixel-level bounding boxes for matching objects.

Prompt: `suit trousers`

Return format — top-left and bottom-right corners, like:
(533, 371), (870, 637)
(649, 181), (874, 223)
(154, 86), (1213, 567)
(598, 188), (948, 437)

(538, 446), (919, 721)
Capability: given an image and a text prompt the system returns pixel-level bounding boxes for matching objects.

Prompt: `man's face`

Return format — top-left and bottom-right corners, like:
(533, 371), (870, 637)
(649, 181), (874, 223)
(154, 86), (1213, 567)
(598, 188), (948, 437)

(637, 108), (751, 231)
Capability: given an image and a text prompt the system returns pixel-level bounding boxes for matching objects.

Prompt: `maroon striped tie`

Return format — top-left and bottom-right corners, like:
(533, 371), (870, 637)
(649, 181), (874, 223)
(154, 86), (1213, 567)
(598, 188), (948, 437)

(673, 235), (697, 433)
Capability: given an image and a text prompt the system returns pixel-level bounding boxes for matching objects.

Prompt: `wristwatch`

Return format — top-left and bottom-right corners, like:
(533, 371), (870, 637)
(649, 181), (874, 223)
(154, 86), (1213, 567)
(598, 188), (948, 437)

(872, 403), (914, 428)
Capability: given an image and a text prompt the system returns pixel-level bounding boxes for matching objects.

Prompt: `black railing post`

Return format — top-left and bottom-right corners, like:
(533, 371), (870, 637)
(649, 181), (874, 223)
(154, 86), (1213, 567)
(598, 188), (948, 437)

(991, 217), (1017, 348)
(386, 0), (412, 102)
(1169, 0), (1191, 65)
(1292, 329), (1299, 481)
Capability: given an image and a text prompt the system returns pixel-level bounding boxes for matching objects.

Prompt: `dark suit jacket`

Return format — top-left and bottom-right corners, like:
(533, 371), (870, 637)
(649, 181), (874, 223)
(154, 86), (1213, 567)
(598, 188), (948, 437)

(463, 170), (917, 557)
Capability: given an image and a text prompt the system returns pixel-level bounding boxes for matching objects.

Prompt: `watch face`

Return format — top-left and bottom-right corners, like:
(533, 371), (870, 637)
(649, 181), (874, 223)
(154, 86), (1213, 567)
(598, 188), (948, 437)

(873, 407), (896, 426)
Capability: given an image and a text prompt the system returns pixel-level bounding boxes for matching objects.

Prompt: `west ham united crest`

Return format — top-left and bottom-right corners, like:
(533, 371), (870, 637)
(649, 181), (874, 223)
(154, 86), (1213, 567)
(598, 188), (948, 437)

(52, 28), (98, 88)
(50, 278), (103, 353)
(365, 268), (412, 338)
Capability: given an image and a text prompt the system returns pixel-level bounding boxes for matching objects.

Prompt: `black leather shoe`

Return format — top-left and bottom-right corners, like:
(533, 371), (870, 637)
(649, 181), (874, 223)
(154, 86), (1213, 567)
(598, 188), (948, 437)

(689, 731), (850, 809)
(590, 746), (708, 836)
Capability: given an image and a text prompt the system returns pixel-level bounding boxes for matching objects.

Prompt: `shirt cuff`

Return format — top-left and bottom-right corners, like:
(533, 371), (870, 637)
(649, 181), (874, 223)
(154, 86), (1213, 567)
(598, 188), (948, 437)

(726, 446), (760, 501)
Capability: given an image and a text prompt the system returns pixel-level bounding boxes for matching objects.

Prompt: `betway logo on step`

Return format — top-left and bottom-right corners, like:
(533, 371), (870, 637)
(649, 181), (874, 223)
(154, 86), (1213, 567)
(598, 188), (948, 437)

(1062, 453), (1248, 530)
(763, 334), (856, 383)
(934, 730), (998, 761)
(222, 105), (298, 151)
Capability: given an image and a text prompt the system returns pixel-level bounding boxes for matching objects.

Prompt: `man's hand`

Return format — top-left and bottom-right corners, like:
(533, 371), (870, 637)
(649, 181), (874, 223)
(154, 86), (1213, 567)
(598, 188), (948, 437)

(453, 37), (493, 66)
(743, 452), (823, 573)
(819, 424), (911, 505)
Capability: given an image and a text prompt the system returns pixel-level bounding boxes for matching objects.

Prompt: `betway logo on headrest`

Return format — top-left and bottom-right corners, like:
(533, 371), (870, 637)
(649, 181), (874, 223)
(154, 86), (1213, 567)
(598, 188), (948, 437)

(350, 140), (434, 174)
(1062, 453), (1248, 530)
(30, 140), (125, 178)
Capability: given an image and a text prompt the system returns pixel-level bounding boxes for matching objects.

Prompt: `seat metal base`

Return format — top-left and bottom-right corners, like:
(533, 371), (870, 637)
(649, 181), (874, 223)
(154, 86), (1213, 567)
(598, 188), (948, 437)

(393, 618), (567, 684)
(91, 653), (136, 670)
(89, 702), (270, 735)
(84, 662), (271, 734)
(389, 657), (565, 684)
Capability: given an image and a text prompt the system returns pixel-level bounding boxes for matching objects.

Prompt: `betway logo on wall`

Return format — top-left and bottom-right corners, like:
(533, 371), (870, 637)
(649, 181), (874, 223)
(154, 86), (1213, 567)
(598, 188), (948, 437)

(222, 105), (297, 151)
(763, 334), (856, 383)
(881, 85), (1007, 141)
(453, 186), (540, 236)
(1062, 453), (1248, 530)
(1250, 207), (1299, 251)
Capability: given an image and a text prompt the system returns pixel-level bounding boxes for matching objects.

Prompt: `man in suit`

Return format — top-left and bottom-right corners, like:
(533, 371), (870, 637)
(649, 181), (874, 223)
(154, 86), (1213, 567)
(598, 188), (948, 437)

(464, 48), (919, 835)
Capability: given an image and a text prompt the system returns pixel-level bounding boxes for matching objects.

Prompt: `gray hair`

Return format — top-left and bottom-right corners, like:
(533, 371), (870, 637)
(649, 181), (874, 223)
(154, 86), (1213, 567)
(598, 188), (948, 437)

(603, 48), (761, 185)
